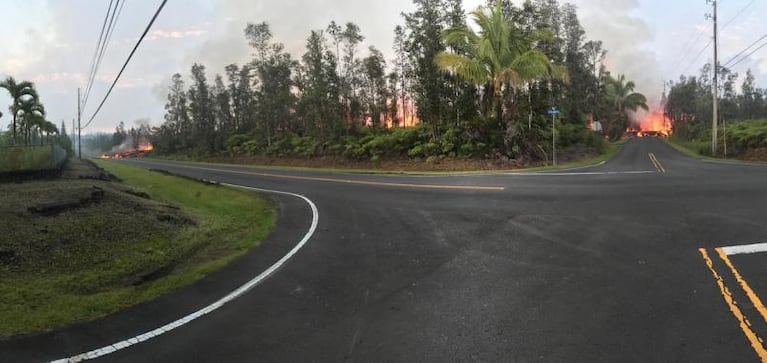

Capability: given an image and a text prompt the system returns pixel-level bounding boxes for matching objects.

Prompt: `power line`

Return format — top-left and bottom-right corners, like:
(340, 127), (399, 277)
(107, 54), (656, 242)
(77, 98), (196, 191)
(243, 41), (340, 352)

(673, 0), (753, 77)
(727, 38), (767, 68)
(723, 33), (767, 67)
(82, 0), (115, 109)
(721, 0), (755, 31)
(82, 0), (168, 130)
(682, 39), (712, 76)
(669, 29), (707, 75)
(82, 0), (126, 112)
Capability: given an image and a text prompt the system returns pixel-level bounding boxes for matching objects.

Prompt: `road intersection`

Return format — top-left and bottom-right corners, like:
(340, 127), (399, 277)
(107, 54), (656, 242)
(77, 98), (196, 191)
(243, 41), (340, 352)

(3, 137), (767, 362)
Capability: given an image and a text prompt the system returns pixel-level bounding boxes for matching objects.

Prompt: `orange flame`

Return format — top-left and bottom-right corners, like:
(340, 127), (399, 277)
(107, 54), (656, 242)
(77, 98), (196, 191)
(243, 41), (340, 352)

(637, 108), (672, 137)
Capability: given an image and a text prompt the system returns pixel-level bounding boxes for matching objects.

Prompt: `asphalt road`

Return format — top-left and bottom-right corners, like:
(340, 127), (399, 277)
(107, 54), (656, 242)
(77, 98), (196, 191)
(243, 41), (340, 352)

(3, 137), (767, 362)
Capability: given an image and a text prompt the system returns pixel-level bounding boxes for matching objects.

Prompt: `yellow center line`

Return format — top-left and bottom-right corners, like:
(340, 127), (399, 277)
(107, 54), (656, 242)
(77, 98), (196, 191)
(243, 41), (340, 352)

(699, 248), (767, 361)
(156, 163), (505, 192)
(716, 248), (767, 325)
(648, 153), (666, 173)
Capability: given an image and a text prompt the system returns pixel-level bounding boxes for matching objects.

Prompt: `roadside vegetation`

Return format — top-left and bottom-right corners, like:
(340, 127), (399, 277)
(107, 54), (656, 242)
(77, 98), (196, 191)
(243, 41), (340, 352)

(0, 77), (72, 151)
(0, 161), (275, 336)
(667, 119), (767, 162)
(148, 0), (643, 169)
(667, 63), (767, 159)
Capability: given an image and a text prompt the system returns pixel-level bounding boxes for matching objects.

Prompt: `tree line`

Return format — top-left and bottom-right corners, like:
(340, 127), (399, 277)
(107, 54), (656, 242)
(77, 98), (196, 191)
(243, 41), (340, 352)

(667, 64), (767, 141)
(153, 0), (647, 162)
(0, 77), (71, 151)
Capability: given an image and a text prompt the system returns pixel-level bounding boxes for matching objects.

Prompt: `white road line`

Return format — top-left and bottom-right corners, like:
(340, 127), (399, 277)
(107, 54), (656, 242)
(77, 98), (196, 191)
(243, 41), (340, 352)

(50, 183), (319, 363)
(721, 242), (767, 256)
(504, 170), (656, 176)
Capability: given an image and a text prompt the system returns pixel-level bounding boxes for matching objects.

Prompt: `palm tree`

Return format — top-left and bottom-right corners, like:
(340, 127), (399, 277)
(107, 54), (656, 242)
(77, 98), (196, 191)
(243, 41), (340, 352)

(18, 98), (45, 146)
(435, 0), (566, 122)
(40, 121), (58, 145)
(606, 74), (648, 139)
(0, 77), (38, 143)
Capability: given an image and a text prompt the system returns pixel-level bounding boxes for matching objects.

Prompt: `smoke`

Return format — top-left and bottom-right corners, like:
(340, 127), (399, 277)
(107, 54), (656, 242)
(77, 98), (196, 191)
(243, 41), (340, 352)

(574, 0), (663, 107)
(176, 0), (423, 85)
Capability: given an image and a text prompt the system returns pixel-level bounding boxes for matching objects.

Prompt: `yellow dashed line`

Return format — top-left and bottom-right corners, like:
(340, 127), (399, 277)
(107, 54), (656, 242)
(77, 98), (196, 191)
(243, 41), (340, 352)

(717, 248), (767, 325)
(699, 248), (767, 361)
(158, 163), (505, 192)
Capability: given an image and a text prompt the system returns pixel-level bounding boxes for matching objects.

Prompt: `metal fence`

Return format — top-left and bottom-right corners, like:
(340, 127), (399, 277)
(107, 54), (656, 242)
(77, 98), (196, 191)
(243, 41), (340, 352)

(0, 144), (68, 173)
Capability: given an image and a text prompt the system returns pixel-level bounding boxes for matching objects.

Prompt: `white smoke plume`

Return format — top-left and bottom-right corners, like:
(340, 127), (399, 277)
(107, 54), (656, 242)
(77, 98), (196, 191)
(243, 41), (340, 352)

(574, 0), (663, 107)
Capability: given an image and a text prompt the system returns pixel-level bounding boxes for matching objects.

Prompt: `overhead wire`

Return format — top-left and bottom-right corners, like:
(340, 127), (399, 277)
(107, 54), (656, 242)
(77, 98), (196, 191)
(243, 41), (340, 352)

(727, 37), (767, 69)
(81, 0), (115, 109)
(82, 0), (169, 130)
(723, 34), (767, 67)
(675, 0), (755, 77)
(82, 0), (126, 112)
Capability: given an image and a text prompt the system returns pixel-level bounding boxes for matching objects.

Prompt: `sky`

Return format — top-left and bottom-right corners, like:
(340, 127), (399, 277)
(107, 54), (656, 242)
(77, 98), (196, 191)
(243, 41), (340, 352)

(1, 0), (766, 134)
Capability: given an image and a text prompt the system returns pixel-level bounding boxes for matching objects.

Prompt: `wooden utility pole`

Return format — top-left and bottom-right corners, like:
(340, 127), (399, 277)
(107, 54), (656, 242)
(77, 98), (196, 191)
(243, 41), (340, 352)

(77, 87), (82, 159)
(709, 0), (719, 155)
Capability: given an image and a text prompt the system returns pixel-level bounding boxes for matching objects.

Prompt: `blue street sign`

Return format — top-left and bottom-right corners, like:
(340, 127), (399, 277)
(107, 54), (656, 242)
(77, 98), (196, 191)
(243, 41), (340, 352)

(547, 107), (560, 115)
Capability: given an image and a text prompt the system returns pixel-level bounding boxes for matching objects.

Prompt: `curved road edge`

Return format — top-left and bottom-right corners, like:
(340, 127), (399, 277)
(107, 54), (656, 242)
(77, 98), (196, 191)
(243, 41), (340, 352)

(50, 184), (320, 363)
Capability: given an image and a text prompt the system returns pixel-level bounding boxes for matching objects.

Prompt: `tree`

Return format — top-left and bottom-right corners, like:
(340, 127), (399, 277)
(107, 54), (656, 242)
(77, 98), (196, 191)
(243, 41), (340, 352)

(435, 0), (564, 122)
(403, 0), (449, 130)
(296, 30), (342, 138)
(341, 22), (365, 124)
(17, 97), (45, 146)
(212, 74), (233, 148)
(162, 73), (190, 151)
(255, 44), (297, 145)
(392, 25), (412, 126)
(244, 22), (273, 64)
(0, 77), (38, 142)
(362, 46), (388, 127)
(326, 21), (343, 70)
(188, 63), (216, 153)
(605, 74), (648, 139)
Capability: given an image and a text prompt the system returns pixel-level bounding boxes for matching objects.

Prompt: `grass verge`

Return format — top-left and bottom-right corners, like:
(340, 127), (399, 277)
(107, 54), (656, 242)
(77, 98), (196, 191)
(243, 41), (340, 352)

(521, 139), (624, 172)
(664, 137), (710, 159)
(151, 140), (622, 176)
(0, 161), (275, 336)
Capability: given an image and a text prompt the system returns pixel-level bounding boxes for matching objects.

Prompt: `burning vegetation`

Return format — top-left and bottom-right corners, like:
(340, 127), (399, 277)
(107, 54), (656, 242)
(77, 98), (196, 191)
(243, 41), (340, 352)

(99, 128), (155, 160)
(628, 100), (673, 138)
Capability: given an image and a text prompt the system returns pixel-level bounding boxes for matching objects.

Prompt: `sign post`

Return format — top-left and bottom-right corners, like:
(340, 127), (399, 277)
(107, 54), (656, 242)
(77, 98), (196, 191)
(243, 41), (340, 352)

(547, 107), (560, 167)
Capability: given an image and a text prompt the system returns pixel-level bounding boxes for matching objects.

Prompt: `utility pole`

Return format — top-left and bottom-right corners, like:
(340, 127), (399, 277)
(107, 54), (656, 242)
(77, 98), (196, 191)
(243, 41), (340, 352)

(77, 87), (82, 159)
(548, 107), (560, 167)
(552, 112), (557, 167)
(708, 0), (719, 155)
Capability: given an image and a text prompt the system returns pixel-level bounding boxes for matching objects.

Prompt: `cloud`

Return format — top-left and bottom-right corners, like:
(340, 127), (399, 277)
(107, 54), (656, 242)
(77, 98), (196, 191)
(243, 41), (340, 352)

(144, 29), (209, 41)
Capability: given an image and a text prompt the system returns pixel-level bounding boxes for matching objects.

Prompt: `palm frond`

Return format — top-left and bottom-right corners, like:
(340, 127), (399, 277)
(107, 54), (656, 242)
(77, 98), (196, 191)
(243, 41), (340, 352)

(434, 53), (489, 85)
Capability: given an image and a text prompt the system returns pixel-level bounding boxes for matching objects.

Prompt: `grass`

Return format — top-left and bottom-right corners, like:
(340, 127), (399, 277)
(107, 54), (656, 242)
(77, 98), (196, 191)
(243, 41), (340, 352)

(0, 145), (52, 172)
(151, 140), (622, 176)
(664, 137), (711, 159)
(522, 139), (625, 172)
(0, 161), (275, 336)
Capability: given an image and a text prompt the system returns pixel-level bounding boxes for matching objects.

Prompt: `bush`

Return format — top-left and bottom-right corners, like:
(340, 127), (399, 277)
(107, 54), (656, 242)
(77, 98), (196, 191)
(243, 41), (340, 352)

(224, 134), (253, 155)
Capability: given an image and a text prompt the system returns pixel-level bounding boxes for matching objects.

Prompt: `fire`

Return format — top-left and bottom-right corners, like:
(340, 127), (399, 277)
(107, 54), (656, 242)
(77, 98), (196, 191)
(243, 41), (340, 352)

(100, 142), (154, 159)
(381, 101), (420, 128)
(637, 108), (672, 137)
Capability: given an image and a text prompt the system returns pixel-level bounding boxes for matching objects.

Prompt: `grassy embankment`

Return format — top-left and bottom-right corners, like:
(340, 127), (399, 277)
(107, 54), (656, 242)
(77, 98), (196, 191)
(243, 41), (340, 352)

(153, 140), (624, 175)
(0, 161), (275, 336)
(666, 119), (767, 162)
